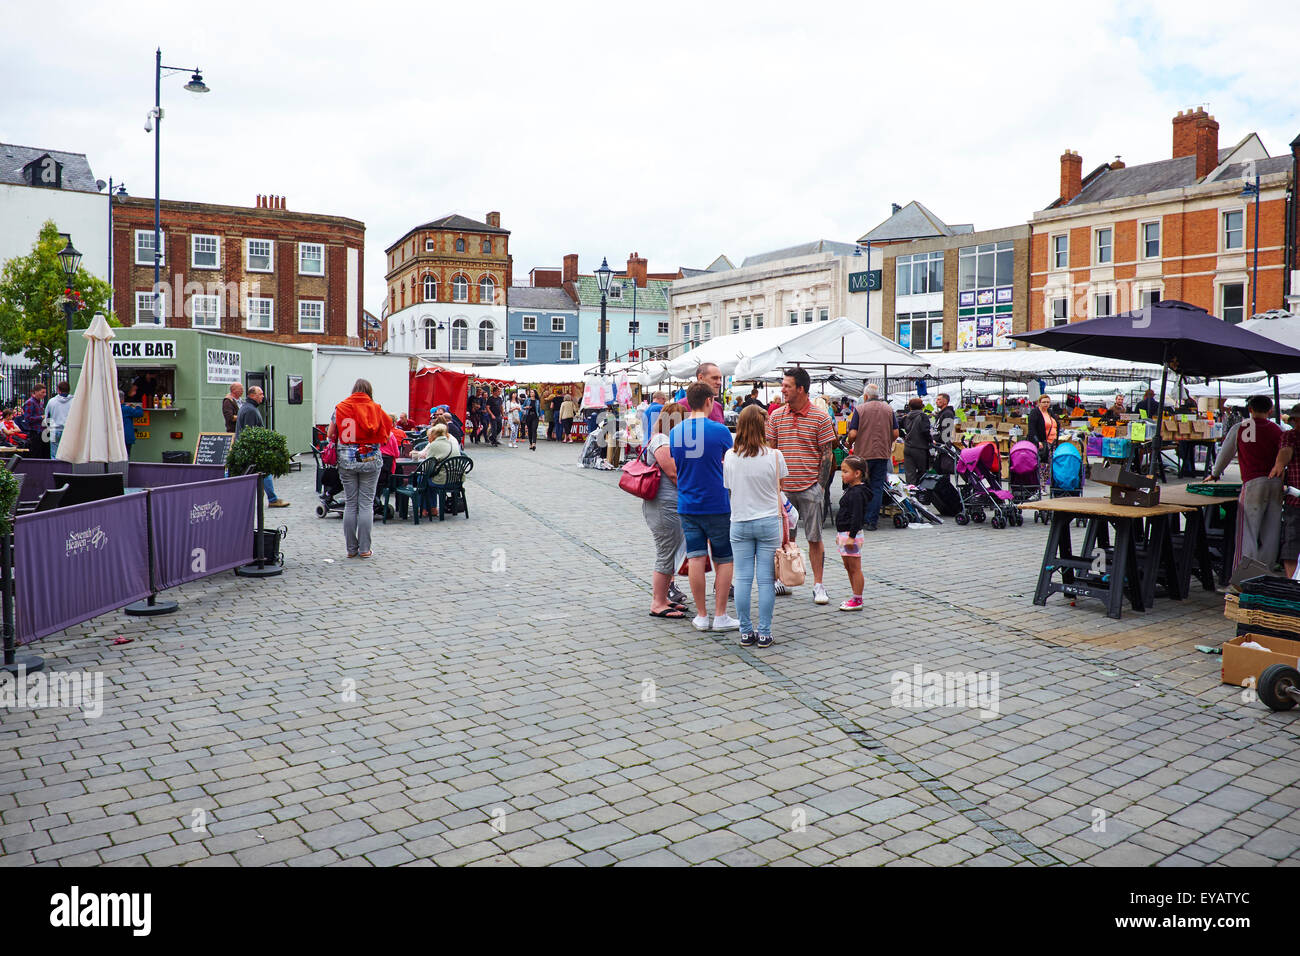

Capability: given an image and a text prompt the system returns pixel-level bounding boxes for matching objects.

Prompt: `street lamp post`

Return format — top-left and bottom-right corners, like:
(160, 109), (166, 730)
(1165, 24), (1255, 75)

(101, 179), (126, 317)
(148, 49), (209, 325)
(58, 236), (82, 382)
(594, 258), (618, 464)
(595, 257), (612, 374)
(1241, 170), (1262, 318)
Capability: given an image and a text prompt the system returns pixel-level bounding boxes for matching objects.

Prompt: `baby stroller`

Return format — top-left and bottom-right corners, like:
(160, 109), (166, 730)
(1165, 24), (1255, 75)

(954, 442), (1019, 528)
(1008, 440), (1045, 508)
(1033, 441), (1085, 525)
(312, 445), (397, 520)
(312, 445), (344, 519)
(883, 473), (943, 527)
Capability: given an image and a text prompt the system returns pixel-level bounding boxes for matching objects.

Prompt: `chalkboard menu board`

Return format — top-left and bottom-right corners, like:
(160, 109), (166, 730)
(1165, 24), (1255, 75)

(194, 432), (234, 466)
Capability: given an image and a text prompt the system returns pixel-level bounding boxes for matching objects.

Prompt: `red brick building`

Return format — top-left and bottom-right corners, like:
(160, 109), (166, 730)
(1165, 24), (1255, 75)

(1029, 109), (1299, 329)
(111, 194), (365, 346)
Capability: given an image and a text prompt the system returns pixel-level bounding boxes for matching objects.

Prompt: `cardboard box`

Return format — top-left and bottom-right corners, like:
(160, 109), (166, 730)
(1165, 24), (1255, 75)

(1222, 633), (1300, 687)
(1110, 484), (1160, 507)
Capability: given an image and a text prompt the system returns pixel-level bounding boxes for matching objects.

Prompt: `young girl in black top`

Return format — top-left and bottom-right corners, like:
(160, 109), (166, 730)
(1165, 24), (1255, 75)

(836, 456), (870, 611)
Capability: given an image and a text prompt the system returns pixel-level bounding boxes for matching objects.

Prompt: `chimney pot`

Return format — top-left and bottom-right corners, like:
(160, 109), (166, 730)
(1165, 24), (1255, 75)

(486, 211), (501, 228)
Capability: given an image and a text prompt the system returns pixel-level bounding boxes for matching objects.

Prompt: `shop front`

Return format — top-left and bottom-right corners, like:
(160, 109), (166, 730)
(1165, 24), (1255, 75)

(68, 328), (315, 462)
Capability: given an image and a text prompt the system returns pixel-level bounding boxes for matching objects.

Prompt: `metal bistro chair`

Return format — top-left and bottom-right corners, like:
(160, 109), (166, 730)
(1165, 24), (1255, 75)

(16, 484), (68, 515)
(428, 454), (473, 521)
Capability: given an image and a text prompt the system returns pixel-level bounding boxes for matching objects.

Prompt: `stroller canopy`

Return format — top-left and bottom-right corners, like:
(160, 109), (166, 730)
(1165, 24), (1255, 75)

(1052, 442), (1083, 490)
(1008, 440), (1039, 476)
(957, 441), (1000, 475)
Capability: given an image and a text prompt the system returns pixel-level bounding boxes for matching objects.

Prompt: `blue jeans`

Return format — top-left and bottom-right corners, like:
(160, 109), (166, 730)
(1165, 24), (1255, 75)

(730, 515), (781, 638)
(263, 474), (279, 503)
(865, 458), (888, 528)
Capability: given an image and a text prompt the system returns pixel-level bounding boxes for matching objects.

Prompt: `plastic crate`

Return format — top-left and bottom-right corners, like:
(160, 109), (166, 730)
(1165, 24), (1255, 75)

(1101, 437), (1131, 459)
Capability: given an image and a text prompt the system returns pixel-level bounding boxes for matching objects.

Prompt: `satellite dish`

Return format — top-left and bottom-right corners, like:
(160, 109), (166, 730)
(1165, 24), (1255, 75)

(96, 179), (106, 191)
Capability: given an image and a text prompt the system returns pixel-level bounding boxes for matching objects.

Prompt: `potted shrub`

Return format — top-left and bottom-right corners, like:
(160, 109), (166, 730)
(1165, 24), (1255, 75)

(227, 427), (291, 573)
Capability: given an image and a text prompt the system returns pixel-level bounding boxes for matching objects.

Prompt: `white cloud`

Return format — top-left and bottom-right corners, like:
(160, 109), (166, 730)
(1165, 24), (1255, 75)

(2, 0), (1296, 312)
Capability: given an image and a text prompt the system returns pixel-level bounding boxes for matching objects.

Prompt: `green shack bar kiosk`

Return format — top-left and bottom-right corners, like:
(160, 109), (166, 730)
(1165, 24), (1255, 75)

(67, 328), (315, 463)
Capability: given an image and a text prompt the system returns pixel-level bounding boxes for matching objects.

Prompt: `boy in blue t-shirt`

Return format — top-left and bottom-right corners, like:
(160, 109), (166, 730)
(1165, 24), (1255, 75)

(669, 382), (737, 632)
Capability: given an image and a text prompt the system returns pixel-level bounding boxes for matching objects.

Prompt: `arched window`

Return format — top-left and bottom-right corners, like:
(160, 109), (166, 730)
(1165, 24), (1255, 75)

(422, 274), (437, 302)
(452, 318), (468, 351)
(479, 276), (495, 305)
(423, 317), (436, 351)
(455, 237), (465, 253)
(478, 319), (495, 352)
(389, 289), (395, 314)
(452, 275), (469, 302)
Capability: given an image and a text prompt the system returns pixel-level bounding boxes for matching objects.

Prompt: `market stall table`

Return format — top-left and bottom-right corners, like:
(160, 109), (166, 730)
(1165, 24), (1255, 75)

(1020, 497), (1194, 619)
(1159, 482), (1240, 589)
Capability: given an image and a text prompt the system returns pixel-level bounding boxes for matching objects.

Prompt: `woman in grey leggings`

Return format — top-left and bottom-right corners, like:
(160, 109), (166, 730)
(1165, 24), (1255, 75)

(643, 402), (688, 618)
(328, 378), (393, 558)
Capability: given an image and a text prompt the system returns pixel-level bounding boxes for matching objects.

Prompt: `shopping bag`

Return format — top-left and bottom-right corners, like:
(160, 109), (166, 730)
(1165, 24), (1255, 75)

(320, 442), (338, 466)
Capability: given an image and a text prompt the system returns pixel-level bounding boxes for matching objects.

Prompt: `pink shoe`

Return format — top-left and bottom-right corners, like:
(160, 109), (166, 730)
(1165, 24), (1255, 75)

(839, 596), (864, 611)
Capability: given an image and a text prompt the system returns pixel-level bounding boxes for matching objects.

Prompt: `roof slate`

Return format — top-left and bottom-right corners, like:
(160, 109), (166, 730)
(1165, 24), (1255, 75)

(506, 287), (577, 311)
(409, 213), (509, 235)
(859, 201), (963, 243)
(573, 275), (671, 310)
(1059, 150), (1291, 208)
(0, 142), (101, 194)
(740, 239), (860, 268)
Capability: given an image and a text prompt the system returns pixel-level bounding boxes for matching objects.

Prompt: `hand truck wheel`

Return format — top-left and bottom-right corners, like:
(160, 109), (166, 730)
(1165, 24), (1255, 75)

(1257, 664), (1300, 712)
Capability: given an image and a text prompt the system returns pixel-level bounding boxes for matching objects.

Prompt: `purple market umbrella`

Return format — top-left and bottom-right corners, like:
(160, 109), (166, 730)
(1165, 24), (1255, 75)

(1013, 300), (1300, 377)
(1014, 300), (1300, 477)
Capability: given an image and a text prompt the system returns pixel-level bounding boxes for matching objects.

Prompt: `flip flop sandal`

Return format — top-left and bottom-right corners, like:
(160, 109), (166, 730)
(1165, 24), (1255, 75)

(648, 608), (686, 619)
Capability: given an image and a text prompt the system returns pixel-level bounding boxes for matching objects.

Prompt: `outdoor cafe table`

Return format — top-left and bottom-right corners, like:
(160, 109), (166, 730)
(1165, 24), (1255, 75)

(1020, 497), (1195, 620)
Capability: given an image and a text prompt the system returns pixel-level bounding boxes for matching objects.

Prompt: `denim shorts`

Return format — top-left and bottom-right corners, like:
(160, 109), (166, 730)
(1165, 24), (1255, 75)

(679, 512), (734, 564)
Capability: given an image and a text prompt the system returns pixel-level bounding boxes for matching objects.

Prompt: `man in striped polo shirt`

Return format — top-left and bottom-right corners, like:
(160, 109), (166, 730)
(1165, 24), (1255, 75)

(767, 367), (837, 605)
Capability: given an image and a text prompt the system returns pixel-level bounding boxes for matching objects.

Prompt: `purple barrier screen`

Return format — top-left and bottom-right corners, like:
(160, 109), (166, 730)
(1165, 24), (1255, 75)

(149, 475), (258, 589)
(14, 460), (65, 502)
(14, 494), (151, 645)
(128, 463), (227, 488)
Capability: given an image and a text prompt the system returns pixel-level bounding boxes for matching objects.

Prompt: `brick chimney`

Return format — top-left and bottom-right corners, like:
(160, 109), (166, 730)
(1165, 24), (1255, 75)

(1060, 150), (1082, 203)
(1172, 108), (1200, 158)
(486, 211), (501, 228)
(562, 253), (578, 284)
(626, 252), (648, 288)
(1194, 113), (1220, 180)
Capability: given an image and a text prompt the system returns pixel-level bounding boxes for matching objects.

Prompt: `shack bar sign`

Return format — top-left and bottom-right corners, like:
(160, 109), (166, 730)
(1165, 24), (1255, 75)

(111, 339), (177, 360)
(848, 270), (882, 293)
(206, 348), (242, 385)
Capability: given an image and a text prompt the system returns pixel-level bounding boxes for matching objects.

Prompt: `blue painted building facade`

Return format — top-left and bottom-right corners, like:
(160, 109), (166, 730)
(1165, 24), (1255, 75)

(504, 286), (580, 364)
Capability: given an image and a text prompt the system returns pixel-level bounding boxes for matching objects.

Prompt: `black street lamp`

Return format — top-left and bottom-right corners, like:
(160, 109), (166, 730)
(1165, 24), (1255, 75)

(58, 236), (82, 375)
(148, 49), (210, 325)
(595, 257), (612, 375)
(1241, 170), (1262, 319)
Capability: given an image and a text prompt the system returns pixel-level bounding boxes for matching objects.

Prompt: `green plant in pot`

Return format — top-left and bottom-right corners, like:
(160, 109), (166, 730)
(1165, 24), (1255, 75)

(0, 469), (19, 535)
(227, 427), (291, 485)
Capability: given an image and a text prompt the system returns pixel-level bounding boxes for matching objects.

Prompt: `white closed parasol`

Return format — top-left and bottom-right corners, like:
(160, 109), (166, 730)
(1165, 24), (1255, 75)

(56, 314), (128, 464)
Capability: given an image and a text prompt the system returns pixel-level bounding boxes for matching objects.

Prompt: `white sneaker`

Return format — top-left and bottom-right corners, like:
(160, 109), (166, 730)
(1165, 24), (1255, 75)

(692, 615), (711, 631)
(711, 614), (740, 631)
(774, 582), (791, 597)
(813, 583), (829, 605)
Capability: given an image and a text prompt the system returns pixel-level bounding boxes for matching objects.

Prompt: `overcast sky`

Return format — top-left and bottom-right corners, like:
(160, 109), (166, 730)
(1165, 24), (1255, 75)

(4, 0), (1298, 312)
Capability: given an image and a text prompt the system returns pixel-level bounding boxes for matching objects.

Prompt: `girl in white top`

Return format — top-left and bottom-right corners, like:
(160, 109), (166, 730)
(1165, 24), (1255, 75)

(722, 405), (788, 647)
(507, 394), (522, 447)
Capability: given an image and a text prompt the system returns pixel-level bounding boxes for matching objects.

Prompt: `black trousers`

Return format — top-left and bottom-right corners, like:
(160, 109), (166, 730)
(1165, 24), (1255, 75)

(525, 415), (539, 446)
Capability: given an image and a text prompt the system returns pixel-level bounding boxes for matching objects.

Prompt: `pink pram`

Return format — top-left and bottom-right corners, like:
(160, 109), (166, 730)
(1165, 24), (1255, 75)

(1009, 439), (1046, 507)
(954, 441), (1020, 528)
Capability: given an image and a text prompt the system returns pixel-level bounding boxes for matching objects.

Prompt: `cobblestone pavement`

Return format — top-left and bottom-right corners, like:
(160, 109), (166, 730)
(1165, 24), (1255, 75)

(2, 440), (1299, 867)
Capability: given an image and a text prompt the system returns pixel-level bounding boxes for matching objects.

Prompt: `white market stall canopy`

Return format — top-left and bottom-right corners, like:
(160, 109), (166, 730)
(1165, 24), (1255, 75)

(666, 317), (928, 381)
(924, 348), (1163, 384)
(1187, 373), (1300, 400)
